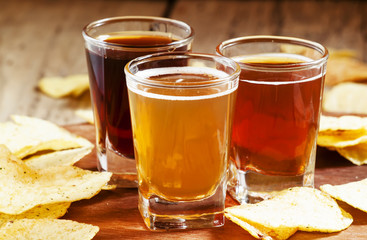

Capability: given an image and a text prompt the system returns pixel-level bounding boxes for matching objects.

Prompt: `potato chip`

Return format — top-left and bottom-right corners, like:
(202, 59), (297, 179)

(335, 142), (367, 165)
(317, 115), (367, 148)
(0, 202), (70, 226)
(319, 115), (367, 132)
(225, 187), (353, 240)
(24, 146), (92, 169)
(38, 74), (89, 98)
(321, 178), (367, 212)
(0, 219), (99, 240)
(323, 82), (367, 115)
(328, 48), (358, 59)
(0, 115), (93, 159)
(75, 109), (94, 124)
(101, 184), (117, 191)
(0, 145), (111, 214)
(325, 57), (367, 86)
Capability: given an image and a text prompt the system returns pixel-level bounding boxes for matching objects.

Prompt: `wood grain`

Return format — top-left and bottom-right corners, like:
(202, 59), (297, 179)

(1, 0), (367, 125)
(64, 123), (367, 240)
(0, 0), (167, 125)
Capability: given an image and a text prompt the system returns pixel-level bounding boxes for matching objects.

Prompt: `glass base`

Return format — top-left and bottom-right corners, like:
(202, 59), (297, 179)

(227, 168), (314, 204)
(97, 146), (138, 188)
(138, 182), (226, 230)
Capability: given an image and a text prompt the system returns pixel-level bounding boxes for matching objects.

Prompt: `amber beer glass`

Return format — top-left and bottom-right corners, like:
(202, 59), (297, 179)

(217, 36), (329, 203)
(125, 52), (240, 230)
(82, 17), (194, 187)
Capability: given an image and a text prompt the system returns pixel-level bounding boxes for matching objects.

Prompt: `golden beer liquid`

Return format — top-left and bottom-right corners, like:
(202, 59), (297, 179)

(128, 69), (236, 201)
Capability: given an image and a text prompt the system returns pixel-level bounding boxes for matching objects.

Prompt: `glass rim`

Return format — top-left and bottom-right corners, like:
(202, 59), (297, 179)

(82, 16), (195, 51)
(124, 52), (241, 89)
(216, 35), (329, 71)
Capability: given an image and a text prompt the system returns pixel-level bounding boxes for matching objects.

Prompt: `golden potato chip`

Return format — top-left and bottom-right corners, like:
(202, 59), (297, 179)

(335, 142), (367, 165)
(321, 178), (367, 212)
(323, 82), (367, 115)
(325, 57), (367, 86)
(0, 202), (71, 226)
(0, 115), (93, 159)
(319, 115), (367, 132)
(318, 134), (367, 148)
(226, 213), (296, 240)
(38, 74), (89, 98)
(0, 145), (111, 214)
(328, 48), (358, 59)
(75, 109), (94, 124)
(0, 219), (99, 240)
(317, 115), (367, 148)
(24, 146), (92, 169)
(225, 187), (353, 240)
(101, 184), (117, 191)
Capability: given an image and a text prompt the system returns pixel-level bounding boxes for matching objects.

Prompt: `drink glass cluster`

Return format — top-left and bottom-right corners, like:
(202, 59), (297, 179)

(83, 15), (329, 230)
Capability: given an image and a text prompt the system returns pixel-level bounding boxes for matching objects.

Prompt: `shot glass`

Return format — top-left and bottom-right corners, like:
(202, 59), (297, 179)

(125, 52), (240, 230)
(82, 16), (194, 187)
(216, 36), (328, 204)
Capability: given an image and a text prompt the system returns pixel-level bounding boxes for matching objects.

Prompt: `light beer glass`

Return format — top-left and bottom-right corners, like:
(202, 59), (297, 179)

(125, 52), (240, 230)
(217, 36), (328, 204)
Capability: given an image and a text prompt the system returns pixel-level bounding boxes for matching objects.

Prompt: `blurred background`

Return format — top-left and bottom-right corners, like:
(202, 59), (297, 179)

(1, 0), (366, 125)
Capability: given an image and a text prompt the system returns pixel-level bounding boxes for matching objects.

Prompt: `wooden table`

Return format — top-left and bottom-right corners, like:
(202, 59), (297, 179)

(65, 124), (367, 239)
(2, 0), (367, 239)
(1, 0), (367, 125)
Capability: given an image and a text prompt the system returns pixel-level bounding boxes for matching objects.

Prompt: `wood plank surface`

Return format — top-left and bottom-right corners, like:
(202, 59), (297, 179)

(0, 0), (167, 125)
(1, 0), (367, 125)
(1, 1), (367, 238)
(65, 123), (367, 240)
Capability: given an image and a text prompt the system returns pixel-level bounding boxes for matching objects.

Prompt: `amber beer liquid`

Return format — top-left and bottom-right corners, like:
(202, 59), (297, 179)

(231, 54), (323, 176)
(128, 68), (236, 201)
(85, 34), (188, 161)
(126, 54), (240, 230)
(224, 52), (325, 204)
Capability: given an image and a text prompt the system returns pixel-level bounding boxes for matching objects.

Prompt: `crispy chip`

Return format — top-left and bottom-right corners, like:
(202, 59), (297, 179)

(0, 115), (93, 159)
(75, 109), (94, 124)
(101, 184), (117, 191)
(0, 219), (99, 240)
(325, 57), (367, 86)
(319, 115), (367, 132)
(317, 115), (367, 148)
(328, 48), (358, 59)
(323, 82), (367, 115)
(38, 74), (89, 98)
(317, 115), (367, 164)
(335, 142), (367, 165)
(0, 202), (70, 226)
(0, 145), (111, 214)
(225, 187), (353, 240)
(24, 146), (92, 169)
(321, 178), (367, 212)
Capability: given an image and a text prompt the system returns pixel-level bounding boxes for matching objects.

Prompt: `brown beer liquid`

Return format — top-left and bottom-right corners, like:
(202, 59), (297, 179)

(85, 34), (186, 158)
(231, 54), (323, 176)
(128, 70), (236, 201)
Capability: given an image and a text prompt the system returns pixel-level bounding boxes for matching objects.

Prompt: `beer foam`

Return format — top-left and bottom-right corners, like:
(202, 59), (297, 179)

(234, 53), (325, 85)
(128, 67), (236, 101)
